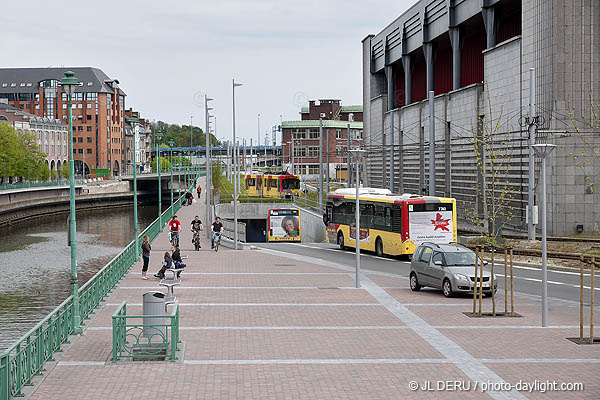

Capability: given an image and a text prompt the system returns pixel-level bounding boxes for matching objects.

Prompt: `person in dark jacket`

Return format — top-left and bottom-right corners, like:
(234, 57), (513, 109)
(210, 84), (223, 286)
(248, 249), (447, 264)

(141, 235), (151, 280)
(171, 245), (186, 278)
(154, 252), (172, 279)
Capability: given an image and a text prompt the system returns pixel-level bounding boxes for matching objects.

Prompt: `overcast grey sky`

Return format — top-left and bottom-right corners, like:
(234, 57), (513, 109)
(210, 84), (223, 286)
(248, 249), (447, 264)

(1, 0), (413, 144)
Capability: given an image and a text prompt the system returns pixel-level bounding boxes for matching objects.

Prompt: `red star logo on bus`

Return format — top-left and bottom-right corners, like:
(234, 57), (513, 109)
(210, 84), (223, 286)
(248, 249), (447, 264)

(431, 213), (450, 231)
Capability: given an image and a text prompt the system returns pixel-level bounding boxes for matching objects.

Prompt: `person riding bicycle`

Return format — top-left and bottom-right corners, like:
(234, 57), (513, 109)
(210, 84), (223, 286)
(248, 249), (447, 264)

(211, 217), (223, 249)
(168, 215), (181, 245)
(190, 215), (203, 248)
(184, 191), (194, 206)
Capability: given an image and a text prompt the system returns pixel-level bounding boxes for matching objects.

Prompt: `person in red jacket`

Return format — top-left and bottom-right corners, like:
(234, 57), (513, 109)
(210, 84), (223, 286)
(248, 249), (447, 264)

(168, 215), (181, 246)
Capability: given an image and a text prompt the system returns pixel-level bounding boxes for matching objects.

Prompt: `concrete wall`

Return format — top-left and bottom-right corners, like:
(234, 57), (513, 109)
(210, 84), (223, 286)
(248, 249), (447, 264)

(215, 202), (326, 243)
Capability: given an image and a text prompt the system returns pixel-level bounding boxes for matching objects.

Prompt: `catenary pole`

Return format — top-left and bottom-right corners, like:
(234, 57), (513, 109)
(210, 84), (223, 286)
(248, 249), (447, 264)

(428, 90), (435, 196)
(319, 117), (323, 209)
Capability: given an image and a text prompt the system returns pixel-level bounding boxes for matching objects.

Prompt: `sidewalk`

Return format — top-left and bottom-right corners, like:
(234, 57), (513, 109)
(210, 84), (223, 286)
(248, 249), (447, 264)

(24, 180), (600, 399)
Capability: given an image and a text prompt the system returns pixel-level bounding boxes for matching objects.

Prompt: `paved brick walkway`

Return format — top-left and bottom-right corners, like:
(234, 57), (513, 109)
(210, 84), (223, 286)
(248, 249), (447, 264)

(24, 178), (600, 399)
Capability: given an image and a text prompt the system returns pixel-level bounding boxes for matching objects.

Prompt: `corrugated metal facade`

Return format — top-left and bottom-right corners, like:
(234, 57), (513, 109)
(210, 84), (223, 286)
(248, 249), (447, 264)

(434, 44), (453, 94)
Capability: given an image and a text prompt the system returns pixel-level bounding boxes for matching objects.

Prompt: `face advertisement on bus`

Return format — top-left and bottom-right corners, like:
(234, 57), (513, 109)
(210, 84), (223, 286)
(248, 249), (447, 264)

(407, 203), (454, 244)
(268, 208), (301, 242)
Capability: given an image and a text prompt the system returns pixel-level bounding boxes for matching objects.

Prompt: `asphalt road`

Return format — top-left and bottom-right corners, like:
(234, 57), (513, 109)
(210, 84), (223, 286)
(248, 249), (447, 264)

(258, 242), (599, 306)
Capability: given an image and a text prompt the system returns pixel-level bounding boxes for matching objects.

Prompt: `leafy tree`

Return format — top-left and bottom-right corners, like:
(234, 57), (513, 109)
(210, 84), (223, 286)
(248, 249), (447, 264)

(60, 162), (70, 179)
(151, 121), (220, 148)
(0, 123), (49, 182)
(152, 157), (172, 172)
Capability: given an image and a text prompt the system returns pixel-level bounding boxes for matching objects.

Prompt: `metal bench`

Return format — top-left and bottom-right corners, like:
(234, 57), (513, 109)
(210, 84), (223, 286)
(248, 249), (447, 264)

(165, 268), (185, 280)
(159, 279), (181, 303)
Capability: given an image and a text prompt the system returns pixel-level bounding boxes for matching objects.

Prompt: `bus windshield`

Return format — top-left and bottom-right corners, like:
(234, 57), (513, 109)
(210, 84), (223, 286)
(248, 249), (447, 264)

(282, 179), (300, 189)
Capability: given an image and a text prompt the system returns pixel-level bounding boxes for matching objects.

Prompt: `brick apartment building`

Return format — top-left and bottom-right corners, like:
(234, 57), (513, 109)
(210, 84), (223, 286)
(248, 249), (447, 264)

(0, 101), (67, 175)
(0, 67), (126, 176)
(281, 100), (363, 180)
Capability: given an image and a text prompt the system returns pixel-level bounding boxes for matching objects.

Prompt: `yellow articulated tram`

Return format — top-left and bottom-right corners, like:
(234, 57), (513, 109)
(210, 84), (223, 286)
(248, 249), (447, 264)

(245, 173), (301, 199)
(325, 188), (457, 257)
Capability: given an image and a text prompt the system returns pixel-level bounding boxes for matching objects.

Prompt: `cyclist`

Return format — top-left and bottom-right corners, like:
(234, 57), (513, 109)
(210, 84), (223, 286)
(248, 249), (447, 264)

(190, 215), (203, 249)
(168, 215), (181, 246)
(211, 216), (223, 249)
(184, 191), (194, 206)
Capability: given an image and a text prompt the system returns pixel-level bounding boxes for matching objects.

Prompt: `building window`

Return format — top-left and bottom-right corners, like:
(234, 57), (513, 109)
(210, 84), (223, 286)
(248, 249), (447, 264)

(35, 104), (40, 110)
(77, 126), (83, 132)
(349, 113), (354, 122)
(1, 83), (6, 88)
(86, 103), (92, 109)
(78, 104), (82, 109)
(336, 129), (342, 139)
(87, 115), (92, 121)
(87, 82), (93, 87)
(78, 137), (83, 142)
(308, 128), (319, 139)
(62, 104), (67, 109)
(86, 93), (98, 101)
(78, 149), (83, 154)
(87, 148), (92, 154)
(87, 126), (92, 132)
(87, 137), (92, 143)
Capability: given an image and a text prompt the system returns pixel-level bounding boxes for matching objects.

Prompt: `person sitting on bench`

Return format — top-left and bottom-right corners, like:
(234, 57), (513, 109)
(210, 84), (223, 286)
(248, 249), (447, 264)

(171, 245), (186, 278)
(154, 252), (173, 279)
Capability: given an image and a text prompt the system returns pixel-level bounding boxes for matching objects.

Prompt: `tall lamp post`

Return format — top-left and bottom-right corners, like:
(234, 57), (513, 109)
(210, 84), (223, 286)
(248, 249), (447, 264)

(205, 95), (213, 239)
(169, 140), (175, 215)
(532, 143), (556, 327)
(60, 71), (83, 333)
(350, 148), (365, 288)
(232, 79), (242, 249)
(129, 115), (140, 259)
(156, 132), (164, 225)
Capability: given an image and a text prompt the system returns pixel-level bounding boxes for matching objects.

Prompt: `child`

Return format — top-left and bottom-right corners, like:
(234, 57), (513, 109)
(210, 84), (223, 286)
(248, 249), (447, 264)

(154, 252), (173, 279)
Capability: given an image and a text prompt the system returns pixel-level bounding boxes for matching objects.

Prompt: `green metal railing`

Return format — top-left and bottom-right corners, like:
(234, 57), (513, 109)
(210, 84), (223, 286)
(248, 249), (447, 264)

(0, 173), (202, 400)
(0, 179), (87, 191)
(111, 301), (180, 362)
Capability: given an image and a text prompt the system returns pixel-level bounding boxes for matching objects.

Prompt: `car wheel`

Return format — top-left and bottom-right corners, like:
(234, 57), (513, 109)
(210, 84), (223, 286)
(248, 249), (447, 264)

(337, 232), (345, 250)
(409, 273), (421, 291)
(375, 238), (384, 257)
(443, 279), (454, 298)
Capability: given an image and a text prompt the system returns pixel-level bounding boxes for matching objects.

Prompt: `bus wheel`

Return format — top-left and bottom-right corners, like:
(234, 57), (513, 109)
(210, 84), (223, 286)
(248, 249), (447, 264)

(375, 238), (384, 257)
(337, 232), (345, 250)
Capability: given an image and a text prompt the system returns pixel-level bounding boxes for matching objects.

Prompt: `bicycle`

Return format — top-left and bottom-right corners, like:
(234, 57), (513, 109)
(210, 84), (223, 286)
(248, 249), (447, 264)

(214, 233), (221, 252)
(169, 231), (179, 247)
(192, 230), (201, 251)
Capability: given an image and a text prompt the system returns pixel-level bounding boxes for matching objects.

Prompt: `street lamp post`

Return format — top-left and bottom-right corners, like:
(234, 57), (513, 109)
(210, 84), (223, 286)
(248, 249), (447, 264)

(532, 143), (556, 327)
(156, 132), (164, 225)
(130, 115), (140, 259)
(60, 71), (83, 334)
(169, 140), (175, 215)
(232, 79), (242, 249)
(350, 148), (366, 289)
(205, 95), (214, 239)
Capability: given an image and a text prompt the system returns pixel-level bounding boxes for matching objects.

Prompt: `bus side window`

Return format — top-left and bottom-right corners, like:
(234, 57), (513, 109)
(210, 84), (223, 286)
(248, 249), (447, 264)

(360, 203), (373, 228)
(385, 207), (392, 229)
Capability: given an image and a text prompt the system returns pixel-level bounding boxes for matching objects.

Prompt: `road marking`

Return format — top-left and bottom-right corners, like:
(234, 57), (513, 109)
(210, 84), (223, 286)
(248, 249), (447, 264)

(361, 277), (526, 400)
(495, 273), (600, 291)
(127, 272), (349, 275)
(287, 243), (398, 262)
(118, 286), (357, 289)
(104, 303), (382, 307)
(482, 358), (600, 363)
(182, 359), (448, 365)
(86, 326), (408, 331)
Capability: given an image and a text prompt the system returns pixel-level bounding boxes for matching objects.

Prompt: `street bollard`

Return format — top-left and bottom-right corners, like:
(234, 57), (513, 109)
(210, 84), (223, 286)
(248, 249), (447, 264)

(504, 249), (508, 314)
(479, 247), (484, 316)
(580, 255), (584, 340)
(490, 246), (496, 317)
(510, 248), (514, 317)
(473, 247), (479, 314)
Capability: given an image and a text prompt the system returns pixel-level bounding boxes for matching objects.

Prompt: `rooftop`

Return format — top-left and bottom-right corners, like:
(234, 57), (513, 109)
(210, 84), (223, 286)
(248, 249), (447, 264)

(0, 67), (125, 95)
(300, 105), (363, 114)
(282, 120), (363, 129)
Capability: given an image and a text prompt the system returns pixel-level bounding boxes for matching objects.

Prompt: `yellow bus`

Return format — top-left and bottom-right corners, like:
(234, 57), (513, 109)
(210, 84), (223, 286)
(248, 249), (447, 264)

(325, 188), (457, 257)
(245, 173), (301, 199)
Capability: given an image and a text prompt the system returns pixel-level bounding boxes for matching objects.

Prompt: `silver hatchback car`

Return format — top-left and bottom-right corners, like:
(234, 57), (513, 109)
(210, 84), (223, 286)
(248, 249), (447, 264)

(409, 243), (497, 297)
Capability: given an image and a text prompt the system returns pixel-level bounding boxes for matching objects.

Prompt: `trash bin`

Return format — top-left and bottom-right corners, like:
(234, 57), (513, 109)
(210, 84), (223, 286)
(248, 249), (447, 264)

(143, 291), (166, 339)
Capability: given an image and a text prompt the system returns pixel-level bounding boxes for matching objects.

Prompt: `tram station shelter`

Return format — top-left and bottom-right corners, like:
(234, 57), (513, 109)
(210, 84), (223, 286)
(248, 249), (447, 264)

(362, 0), (600, 236)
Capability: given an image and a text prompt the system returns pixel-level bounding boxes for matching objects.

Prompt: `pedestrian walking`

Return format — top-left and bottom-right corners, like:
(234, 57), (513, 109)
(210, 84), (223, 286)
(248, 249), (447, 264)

(141, 236), (151, 280)
(197, 186), (202, 199)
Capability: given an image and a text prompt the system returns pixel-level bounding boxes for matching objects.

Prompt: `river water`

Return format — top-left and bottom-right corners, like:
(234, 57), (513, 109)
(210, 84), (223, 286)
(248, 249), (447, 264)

(0, 205), (160, 351)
